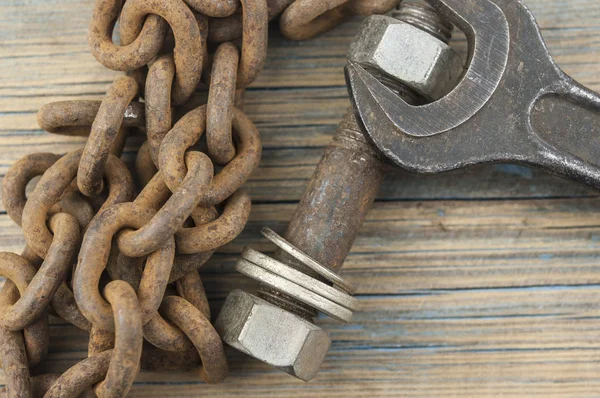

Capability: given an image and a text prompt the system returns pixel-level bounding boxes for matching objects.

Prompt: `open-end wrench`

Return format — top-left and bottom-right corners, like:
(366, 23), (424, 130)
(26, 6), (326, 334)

(346, 0), (600, 188)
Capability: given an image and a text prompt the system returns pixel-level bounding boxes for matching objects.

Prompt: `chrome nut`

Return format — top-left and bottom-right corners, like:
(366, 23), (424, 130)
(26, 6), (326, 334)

(347, 15), (463, 101)
(215, 290), (331, 382)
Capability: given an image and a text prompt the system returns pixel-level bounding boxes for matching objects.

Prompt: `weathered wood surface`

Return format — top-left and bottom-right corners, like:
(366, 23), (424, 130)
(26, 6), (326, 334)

(2, 0), (600, 396)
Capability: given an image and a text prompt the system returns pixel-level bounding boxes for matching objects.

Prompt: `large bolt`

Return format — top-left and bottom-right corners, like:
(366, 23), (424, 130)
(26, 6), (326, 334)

(215, 1), (461, 381)
(215, 110), (381, 382)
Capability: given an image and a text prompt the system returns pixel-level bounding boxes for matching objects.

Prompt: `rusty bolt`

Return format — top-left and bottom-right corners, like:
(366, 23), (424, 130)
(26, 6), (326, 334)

(216, 2), (457, 382)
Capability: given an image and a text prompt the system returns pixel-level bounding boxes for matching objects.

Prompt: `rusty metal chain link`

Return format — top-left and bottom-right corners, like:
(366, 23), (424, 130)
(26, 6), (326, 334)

(280, 0), (399, 40)
(207, 42), (240, 165)
(0, 0), (398, 393)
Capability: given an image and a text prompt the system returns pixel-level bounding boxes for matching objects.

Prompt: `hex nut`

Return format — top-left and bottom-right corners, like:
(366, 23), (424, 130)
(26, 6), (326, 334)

(347, 15), (464, 101)
(215, 290), (331, 381)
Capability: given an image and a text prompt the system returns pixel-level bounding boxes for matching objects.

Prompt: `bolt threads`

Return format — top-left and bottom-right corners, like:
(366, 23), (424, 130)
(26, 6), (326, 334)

(363, 67), (426, 106)
(244, 228), (358, 323)
(393, 2), (454, 44)
(257, 288), (317, 320)
(331, 109), (388, 157)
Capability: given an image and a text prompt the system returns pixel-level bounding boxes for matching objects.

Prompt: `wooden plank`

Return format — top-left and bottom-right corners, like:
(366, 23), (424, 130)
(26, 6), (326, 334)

(5, 285), (600, 397)
(1, 0), (600, 396)
(4, 198), (600, 292)
(1, 147), (599, 204)
(200, 197), (600, 295)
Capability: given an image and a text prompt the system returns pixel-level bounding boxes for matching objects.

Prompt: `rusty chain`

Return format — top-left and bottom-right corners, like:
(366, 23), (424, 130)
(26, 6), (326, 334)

(0, 0), (397, 395)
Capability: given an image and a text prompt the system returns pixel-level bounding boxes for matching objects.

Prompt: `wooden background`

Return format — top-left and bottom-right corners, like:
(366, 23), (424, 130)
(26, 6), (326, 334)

(2, 0), (600, 396)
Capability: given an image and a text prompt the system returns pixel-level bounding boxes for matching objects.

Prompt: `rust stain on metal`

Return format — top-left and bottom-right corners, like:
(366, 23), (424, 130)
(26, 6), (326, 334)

(117, 152), (214, 257)
(74, 203), (175, 330)
(146, 55), (175, 166)
(207, 42), (239, 165)
(78, 76), (139, 197)
(160, 105), (261, 207)
(176, 190), (252, 254)
(280, 0), (398, 40)
(88, 0), (167, 71)
(37, 100), (145, 137)
(0, 214), (79, 331)
(120, 0), (204, 105)
(2, 153), (60, 226)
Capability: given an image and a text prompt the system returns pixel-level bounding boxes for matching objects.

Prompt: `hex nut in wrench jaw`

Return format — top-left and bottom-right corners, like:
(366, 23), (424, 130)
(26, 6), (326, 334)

(215, 290), (331, 382)
(347, 15), (463, 101)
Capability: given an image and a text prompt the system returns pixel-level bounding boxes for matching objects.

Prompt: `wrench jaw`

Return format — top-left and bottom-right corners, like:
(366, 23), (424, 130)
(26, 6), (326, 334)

(347, 59), (600, 188)
(346, 60), (525, 174)
(344, 62), (435, 173)
(347, 0), (600, 188)
(354, 0), (510, 139)
(345, 0), (512, 173)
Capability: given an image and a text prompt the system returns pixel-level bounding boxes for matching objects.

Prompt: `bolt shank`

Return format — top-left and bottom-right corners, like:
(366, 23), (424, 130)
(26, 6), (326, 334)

(257, 110), (385, 319)
(278, 110), (385, 274)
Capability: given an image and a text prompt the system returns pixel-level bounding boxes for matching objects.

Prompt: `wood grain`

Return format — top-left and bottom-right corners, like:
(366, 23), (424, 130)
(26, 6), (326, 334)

(2, 0), (600, 396)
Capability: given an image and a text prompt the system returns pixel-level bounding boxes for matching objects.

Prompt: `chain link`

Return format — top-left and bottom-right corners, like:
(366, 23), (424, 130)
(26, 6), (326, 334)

(78, 76), (139, 197)
(207, 42), (240, 165)
(280, 0), (399, 40)
(0, 0), (398, 393)
(146, 55), (175, 166)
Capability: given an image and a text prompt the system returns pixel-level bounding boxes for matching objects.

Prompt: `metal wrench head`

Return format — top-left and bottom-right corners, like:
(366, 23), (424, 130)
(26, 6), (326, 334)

(348, 0), (510, 139)
(346, 0), (600, 189)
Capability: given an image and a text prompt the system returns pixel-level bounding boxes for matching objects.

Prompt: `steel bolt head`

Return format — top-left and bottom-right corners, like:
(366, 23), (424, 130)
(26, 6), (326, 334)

(347, 15), (463, 101)
(215, 290), (331, 381)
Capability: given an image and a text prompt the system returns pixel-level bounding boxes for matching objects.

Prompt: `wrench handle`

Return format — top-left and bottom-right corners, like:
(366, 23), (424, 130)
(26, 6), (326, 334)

(529, 78), (600, 189)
